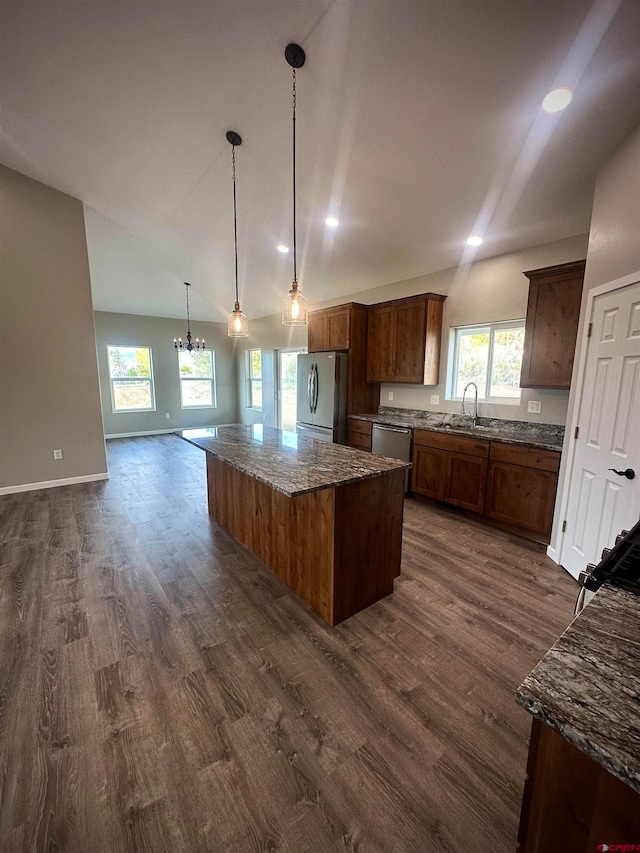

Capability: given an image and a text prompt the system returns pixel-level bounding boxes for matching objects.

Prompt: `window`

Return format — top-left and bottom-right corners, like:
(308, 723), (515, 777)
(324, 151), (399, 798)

(247, 349), (262, 409)
(448, 320), (525, 401)
(107, 345), (155, 412)
(178, 349), (216, 408)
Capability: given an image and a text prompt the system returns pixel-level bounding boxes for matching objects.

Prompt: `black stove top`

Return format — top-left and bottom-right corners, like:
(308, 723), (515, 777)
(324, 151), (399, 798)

(585, 519), (640, 594)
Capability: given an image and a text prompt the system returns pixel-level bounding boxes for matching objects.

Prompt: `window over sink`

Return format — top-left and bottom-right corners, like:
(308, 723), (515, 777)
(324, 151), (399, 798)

(447, 320), (525, 402)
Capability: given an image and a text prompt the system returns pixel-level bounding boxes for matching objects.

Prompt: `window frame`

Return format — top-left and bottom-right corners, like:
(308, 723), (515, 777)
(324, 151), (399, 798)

(247, 348), (263, 410)
(178, 348), (217, 409)
(447, 319), (525, 404)
(107, 344), (156, 414)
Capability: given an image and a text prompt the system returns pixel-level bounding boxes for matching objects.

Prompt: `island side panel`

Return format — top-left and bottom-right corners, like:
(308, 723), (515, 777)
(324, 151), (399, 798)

(206, 454), (335, 624)
(332, 468), (405, 625)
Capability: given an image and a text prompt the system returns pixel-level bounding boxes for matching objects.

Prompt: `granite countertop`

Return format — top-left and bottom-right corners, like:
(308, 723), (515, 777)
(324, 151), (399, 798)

(350, 407), (565, 452)
(179, 424), (409, 498)
(517, 585), (640, 793)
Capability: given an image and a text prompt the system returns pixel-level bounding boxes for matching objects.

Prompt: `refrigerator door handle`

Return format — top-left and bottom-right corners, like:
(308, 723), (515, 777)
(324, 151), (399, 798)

(307, 365), (314, 414)
(312, 363), (319, 414)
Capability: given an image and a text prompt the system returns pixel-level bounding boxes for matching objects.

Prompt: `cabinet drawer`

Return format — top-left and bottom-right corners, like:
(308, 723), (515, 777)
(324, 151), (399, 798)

(490, 442), (560, 473)
(413, 429), (489, 458)
(347, 418), (373, 437)
(347, 431), (372, 451)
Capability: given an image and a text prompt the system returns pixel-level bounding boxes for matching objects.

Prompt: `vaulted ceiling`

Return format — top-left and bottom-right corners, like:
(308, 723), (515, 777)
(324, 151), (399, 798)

(2, 0), (640, 322)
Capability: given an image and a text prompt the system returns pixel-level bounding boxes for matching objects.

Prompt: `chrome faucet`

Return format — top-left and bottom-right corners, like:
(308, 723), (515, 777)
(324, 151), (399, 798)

(461, 381), (479, 425)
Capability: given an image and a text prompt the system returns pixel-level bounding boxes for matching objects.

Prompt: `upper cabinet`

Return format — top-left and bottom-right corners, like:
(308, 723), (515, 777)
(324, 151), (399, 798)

(520, 260), (586, 390)
(307, 303), (379, 416)
(367, 293), (446, 384)
(308, 305), (351, 352)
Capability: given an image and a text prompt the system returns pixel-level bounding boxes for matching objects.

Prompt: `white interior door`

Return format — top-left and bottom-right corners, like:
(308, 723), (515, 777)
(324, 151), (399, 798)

(561, 280), (640, 578)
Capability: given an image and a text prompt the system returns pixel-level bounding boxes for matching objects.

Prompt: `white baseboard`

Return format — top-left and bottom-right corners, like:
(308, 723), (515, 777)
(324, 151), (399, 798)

(546, 544), (559, 564)
(105, 425), (237, 440)
(0, 471), (109, 496)
(105, 428), (179, 439)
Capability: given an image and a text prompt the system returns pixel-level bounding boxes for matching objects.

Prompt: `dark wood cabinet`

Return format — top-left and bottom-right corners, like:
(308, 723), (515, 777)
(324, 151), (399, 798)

(367, 293), (446, 384)
(518, 718), (640, 852)
(520, 260), (585, 389)
(308, 303), (379, 416)
(308, 306), (350, 352)
(411, 430), (560, 542)
(485, 443), (560, 540)
(412, 430), (489, 512)
(445, 452), (488, 513)
(347, 418), (372, 452)
(412, 443), (447, 500)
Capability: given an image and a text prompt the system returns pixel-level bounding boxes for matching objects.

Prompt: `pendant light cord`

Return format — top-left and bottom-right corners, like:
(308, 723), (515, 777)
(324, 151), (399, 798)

(232, 145), (239, 306)
(185, 283), (191, 336)
(292, 67), (297, 285)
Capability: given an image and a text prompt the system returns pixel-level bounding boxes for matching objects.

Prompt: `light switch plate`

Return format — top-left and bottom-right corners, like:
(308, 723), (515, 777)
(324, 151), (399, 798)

(53, 449), (63, 460)
(388, 391), (394, 401)
(528, 401), (541, 414)
(165, 412), (170, 419)
(430, 395), (440, 405)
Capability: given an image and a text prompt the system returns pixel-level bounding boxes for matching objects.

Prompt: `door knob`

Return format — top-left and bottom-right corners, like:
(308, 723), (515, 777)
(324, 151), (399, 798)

(608, 468), (636, 480)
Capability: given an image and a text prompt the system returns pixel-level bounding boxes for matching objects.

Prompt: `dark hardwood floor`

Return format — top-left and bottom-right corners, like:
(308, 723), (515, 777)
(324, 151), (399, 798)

(0, 434), (577, 852)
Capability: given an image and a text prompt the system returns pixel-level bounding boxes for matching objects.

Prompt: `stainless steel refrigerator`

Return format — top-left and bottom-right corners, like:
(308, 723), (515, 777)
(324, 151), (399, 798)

(296, 352), (348, 444)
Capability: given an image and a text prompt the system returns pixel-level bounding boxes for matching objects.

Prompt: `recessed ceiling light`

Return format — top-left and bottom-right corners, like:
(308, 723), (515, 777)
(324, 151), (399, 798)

(466, 235), (484, 247)
(325, 216), (339, 228)
(542, 87), (573, 113)
(277, 244), (289, 253)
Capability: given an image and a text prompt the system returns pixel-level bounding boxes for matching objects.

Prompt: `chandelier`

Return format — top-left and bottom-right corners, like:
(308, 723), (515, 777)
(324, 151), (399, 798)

(174, 282), (204, 352)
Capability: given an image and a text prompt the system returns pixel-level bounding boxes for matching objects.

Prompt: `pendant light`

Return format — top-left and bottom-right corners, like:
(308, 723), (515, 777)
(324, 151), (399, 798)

(226, 130), (249, 337)
(174, 282), (204, 351)
(282, 43), (308, 326)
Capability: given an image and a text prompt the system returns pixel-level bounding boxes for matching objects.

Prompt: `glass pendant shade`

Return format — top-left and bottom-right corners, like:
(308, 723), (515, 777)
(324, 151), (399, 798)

(228, 302), (249, 337)
(282, 280), (307, 326)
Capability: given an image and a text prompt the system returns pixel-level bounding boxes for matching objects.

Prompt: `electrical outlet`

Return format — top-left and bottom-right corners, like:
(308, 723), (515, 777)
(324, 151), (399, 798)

(388, 391), (394, 401)
(527, 401), (542, 414)
(430, 395), (440, 405)
(165, 412), (170, 419)
(53, 449), (63, 460)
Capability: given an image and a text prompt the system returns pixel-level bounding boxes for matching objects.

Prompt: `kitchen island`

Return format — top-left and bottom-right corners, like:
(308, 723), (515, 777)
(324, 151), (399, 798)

(180, 425), (409, 625)
(516, 584), (640, 850)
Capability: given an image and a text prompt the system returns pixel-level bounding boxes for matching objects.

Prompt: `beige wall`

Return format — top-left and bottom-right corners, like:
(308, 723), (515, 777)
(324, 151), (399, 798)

(0, 166), (107, 490)
(311, 233), (589, 425)
(236, 314), (307, 427)
(94, 311), (238, 436)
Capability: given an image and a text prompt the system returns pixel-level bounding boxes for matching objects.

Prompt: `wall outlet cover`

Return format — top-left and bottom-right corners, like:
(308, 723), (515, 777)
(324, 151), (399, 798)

(165, 413), (170, 419)
(53, 449), (63, 460)
(430, 395), (440, 405)
(388, 391), (394, 401)
(527, 401), (542, 414)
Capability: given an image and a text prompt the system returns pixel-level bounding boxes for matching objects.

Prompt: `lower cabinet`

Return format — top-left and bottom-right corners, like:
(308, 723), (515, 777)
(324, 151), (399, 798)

(412, 430), (489, 513)
(518, 718), (640, 852)
(411, 429), (560, 542)
(347, 417), (372, 452)
(485, 443), (560, 539)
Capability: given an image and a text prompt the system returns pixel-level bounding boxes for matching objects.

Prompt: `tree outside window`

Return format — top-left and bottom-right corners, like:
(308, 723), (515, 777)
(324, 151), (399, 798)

(107, 345), (155, 411)
(451, 322), (524, 401)
(248, 349), (262, 409)
(178, 350), (216, 408)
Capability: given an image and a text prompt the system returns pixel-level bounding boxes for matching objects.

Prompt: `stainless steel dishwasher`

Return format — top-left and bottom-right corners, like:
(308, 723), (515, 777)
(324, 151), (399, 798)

(371, 423), (411, 493)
